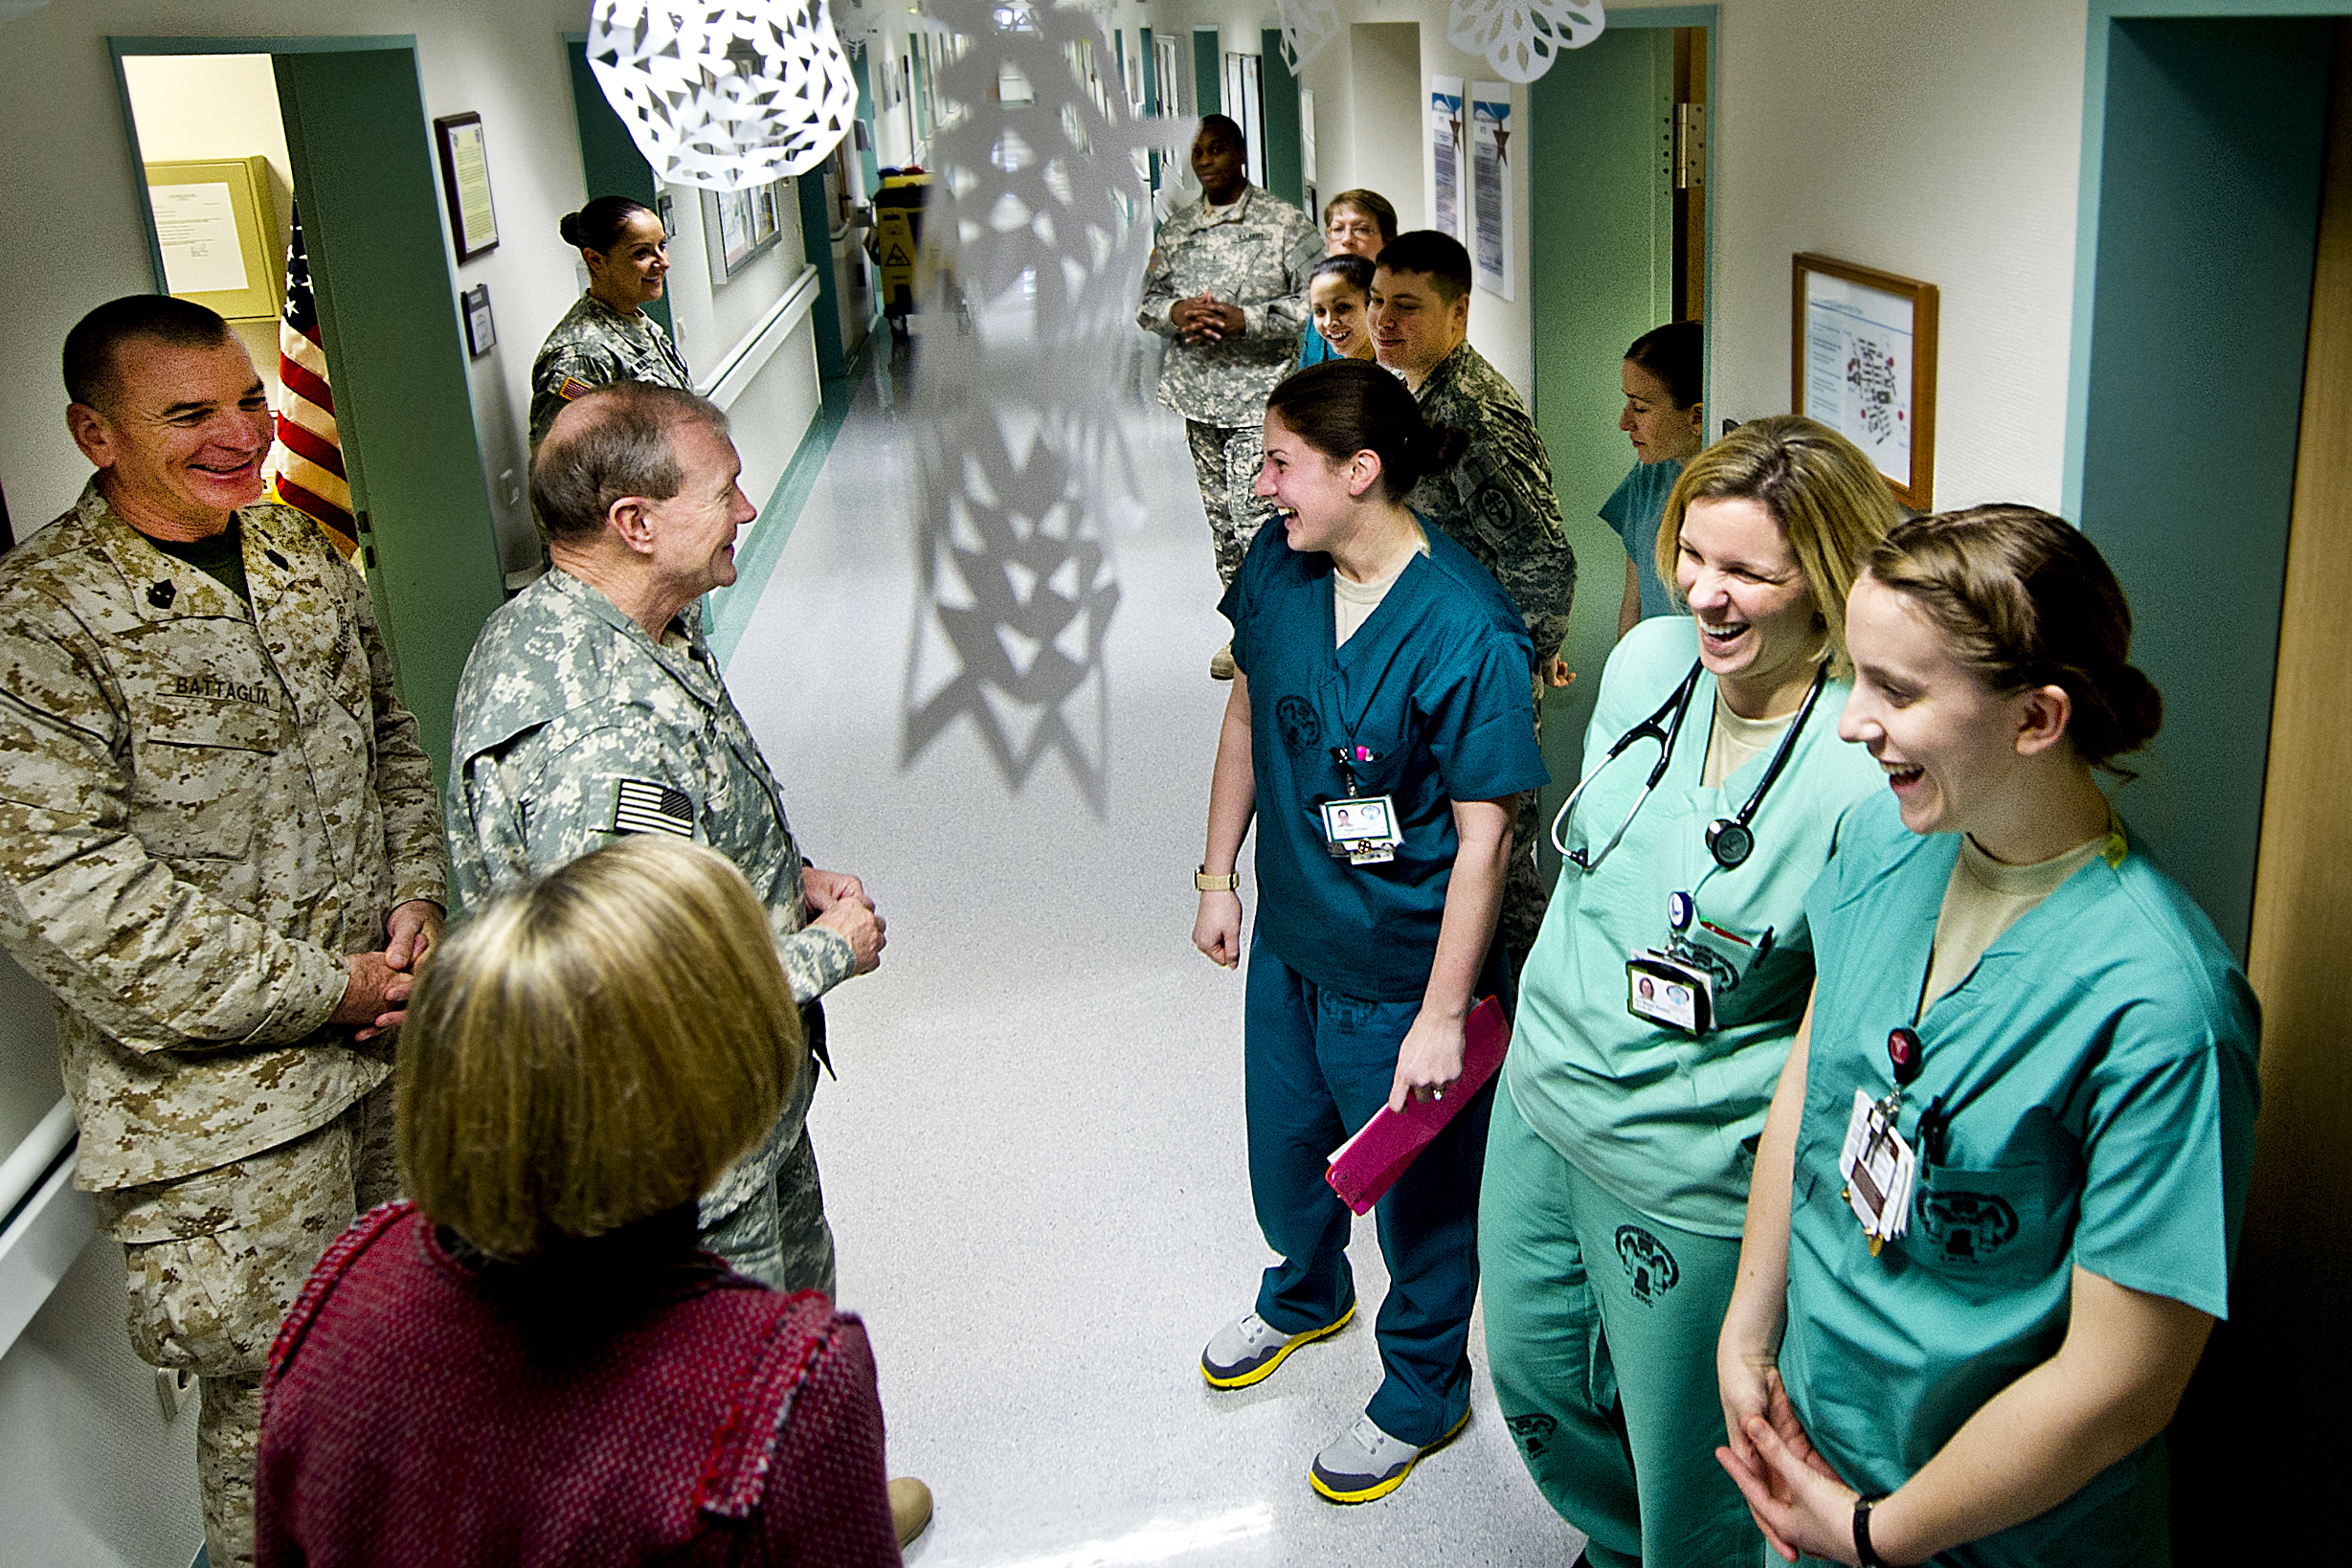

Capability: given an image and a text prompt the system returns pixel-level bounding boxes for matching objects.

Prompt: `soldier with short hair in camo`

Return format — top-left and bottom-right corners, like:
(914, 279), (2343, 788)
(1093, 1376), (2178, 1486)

(0, 295), (446, 1568)
(444, 382), (935, 1543)
(447, 381), (883, 1297)
(1138, 114), (1321, 678)
(1372, 231), (1579, 994)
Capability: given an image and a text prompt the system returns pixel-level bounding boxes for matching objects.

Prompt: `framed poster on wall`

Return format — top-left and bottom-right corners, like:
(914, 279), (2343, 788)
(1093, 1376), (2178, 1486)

(1793, 253), (1938, 508)
(433, 112), (500, 262)
(1430, 76), (1466, 242)
(704, 181), (785, 280)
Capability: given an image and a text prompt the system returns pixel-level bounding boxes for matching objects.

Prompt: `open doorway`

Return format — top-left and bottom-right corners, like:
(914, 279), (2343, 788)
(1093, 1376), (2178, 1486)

(1526, 12), (1714, 870)
(109, 37), (506, 783)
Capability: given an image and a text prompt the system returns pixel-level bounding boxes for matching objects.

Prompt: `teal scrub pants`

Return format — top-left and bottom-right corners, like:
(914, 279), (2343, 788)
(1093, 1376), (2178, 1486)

(1480, 1077), (1762, 1568)
(1243, 930), (1494, 1445)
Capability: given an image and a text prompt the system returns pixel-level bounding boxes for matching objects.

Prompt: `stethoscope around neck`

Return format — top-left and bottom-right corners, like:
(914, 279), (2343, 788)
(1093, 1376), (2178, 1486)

(1550, 657), (1831, 875)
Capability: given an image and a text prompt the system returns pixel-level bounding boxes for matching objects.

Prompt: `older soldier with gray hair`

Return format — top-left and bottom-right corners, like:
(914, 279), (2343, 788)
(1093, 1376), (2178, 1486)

(443, 381), (930, 1543)
(0, 294), (444, 1568)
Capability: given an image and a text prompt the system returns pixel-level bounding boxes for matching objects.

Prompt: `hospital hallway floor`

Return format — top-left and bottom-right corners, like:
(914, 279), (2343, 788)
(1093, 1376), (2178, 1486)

(710, 348), (1587, 1567)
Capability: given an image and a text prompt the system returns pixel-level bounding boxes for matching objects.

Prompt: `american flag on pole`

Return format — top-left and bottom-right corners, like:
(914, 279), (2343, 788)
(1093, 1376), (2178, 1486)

(269, 205), (358, 558)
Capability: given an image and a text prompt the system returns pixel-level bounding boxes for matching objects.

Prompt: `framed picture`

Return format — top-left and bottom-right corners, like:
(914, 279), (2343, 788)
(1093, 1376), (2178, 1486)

(460, 283), (496, 358)
(434, 113), (500, 262)
(1793, 254), (1938, 508)
(701, 181), (786, 280)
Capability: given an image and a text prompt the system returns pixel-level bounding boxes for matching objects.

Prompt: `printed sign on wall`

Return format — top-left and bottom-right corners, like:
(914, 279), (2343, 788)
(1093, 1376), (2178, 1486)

(1470, 81), (1513, 300)
(1430, 75), (1466, 243)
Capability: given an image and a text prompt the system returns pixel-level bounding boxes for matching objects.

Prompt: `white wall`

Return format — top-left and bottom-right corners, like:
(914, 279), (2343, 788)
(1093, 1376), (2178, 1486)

(1700, 0), (2087, 511)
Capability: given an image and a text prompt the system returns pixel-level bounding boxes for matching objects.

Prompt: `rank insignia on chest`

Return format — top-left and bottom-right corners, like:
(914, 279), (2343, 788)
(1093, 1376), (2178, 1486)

(558, 375), (595, 401)
(613, 778), (693, 838)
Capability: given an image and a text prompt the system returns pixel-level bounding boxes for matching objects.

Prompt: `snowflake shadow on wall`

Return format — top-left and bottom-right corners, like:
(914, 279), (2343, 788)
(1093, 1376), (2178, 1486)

(588, 0), (858, 188)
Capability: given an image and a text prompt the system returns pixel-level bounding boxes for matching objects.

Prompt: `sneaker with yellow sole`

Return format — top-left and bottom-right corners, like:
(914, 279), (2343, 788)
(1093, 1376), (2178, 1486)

(1309, 1408), (1469, 1504)
(1198, 1304), (1354, 1388)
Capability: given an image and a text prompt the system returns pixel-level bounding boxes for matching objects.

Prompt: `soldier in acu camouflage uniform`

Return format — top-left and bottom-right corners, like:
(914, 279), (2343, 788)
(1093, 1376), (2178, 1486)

(1139, 114), (1322, 670)
(528, 195), (694, 449)
(1372, 233), (1579, 995)
(0, 297), (445, 1568)
(447, 381), (885, 1299)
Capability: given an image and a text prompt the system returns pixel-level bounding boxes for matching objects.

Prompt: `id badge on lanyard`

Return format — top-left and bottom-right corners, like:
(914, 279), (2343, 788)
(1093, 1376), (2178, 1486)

(1322, 744), (1403, 867)
(1840, 1026), (1928, 1254)
(1320, 794), (1402, 865)
(1626, 890), (1773, 1036)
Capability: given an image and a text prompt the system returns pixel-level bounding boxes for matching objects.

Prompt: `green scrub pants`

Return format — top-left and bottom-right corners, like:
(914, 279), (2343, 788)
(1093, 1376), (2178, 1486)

(1479, 1077), (1763, 1568)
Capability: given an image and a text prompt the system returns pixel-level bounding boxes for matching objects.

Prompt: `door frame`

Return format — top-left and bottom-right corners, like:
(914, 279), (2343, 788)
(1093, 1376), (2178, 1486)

(105, 34), (506, 786)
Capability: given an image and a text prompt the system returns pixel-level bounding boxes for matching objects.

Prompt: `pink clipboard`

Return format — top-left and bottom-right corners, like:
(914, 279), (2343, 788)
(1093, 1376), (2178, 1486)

(1324, 997), (1511, 1216)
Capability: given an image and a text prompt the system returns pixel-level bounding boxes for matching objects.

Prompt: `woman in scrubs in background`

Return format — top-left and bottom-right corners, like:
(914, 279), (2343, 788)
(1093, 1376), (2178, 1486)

(1716, 506), (2258, 1567)
(1191, 358), (1547, 1505)
(1484, 415), (1898, 1567)
(1602, 322), (1706, 639)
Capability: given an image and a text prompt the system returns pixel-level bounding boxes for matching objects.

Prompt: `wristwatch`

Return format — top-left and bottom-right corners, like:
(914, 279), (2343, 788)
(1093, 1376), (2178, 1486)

(1853, 1492), (1890, 1568)
(1195, 865), (1239, 892)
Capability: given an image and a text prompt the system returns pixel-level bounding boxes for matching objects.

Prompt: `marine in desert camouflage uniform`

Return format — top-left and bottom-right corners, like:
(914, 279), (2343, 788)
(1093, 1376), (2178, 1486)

(447, 381), (882, 1297)
(1138, 116), (1321, 588)
(0, 298), (444, 1568)
(1374, 233), (1579, 992)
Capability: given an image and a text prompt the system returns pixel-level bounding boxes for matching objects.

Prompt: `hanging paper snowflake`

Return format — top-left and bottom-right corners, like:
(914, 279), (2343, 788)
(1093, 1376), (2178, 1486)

(924, 0), (1190, 340)
(1275, 0), (1341, 73)
(831, 0), (882, 55)
(587, 1), (858, 189)
(1446, 0), (1606, 84)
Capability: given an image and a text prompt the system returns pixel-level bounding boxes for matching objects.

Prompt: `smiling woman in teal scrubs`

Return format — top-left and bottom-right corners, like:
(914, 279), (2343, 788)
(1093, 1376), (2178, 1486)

(1190, 358), (1547, 1506)
(1715, 506), (2259, 1567)
(1482, 415), (1899, 1568)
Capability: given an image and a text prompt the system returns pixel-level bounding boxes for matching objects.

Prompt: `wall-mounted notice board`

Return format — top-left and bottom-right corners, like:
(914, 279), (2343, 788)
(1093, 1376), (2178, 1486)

(1793, 253), (1938, 509)
(146, 155), (281, 323)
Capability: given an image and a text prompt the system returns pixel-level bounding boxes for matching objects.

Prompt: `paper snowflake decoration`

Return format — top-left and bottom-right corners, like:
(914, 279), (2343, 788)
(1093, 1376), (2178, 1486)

(1275, 0), (1341, 72)
(1447, 0), (1607, 84)
(923, 0), (1190, 340)
(587, 1), (858, 189)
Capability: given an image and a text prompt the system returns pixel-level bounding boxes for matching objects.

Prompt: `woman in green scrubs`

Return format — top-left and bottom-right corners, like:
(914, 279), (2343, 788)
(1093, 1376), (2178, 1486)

(1483, 415), (1898, 1567)
(1715, 506), (2258, 1567)
(1191, 359), (1547, 1504)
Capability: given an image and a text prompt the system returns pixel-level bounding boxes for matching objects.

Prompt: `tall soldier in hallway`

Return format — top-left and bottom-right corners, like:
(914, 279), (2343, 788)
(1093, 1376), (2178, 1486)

(1373, 231), (1578, 991)
(0, 296), (446, 1568)
(443, 381), (931, 1547)
(1137, 113), (1321, 679)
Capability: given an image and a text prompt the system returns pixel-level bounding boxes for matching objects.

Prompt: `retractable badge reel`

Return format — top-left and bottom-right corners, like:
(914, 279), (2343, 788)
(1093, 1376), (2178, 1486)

(1839, 1027), (1923, 1254)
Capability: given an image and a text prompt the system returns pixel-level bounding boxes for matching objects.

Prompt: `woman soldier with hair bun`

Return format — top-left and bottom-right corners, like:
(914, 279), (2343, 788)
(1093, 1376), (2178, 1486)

(529, 196), (694, 448)
(1190, 358), (1549, 1504)
(1717, 505), (2259, 1568)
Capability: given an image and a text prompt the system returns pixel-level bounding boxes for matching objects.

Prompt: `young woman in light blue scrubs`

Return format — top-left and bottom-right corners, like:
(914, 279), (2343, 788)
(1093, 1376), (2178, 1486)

(1191, 359), (1547, 1504)
(1483, 416), (1898, 1568)
(1716, 507), (2259, 1567)
(1601, 322), (1705, 638)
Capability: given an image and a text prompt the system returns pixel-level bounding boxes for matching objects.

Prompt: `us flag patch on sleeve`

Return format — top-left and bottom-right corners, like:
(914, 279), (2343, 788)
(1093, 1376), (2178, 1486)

(613, 779), (693, 838)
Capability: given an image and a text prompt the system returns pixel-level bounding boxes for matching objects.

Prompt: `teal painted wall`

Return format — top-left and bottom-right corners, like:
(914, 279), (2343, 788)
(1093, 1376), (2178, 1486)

(2075, 14), (2335, 956)
(1260, 30), (1304, 208)
(1527, 22), (1687, 885)
(1194, 29), (1220, 117)
(275, 48), (507, 788)
(562, 39), (672, 335)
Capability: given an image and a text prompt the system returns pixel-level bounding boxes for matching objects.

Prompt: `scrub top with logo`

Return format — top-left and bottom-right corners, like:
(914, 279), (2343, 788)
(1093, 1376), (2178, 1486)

(1784, 793), (2259, 1564)
(1221, 520), (1546, 1003)
(1507, 616), (1886, 1235)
